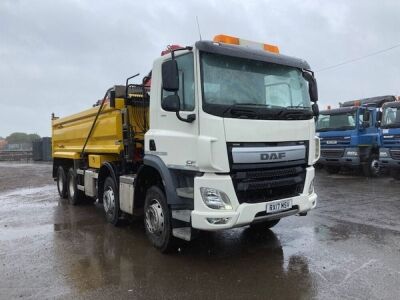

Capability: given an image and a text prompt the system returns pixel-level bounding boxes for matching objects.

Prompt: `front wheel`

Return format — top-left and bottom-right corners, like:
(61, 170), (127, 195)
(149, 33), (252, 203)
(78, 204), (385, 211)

(144, 186), (176, 253)
(249, 219), (280, 231)
(362, 155), (380, 177)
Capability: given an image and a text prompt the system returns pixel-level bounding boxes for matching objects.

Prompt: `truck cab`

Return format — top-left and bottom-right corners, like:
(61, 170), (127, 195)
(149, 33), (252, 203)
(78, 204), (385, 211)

(316, 96), (395, 176)
(379, 101), (400, 179)
(52, 35), (320, 252)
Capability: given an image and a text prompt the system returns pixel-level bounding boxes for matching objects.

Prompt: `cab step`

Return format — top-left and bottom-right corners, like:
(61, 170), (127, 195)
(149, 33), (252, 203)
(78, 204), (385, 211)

(172, 227), (192, 241)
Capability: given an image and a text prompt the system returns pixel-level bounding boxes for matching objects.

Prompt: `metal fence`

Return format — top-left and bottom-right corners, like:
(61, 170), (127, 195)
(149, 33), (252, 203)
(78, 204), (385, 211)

(0, 150), (33, 161)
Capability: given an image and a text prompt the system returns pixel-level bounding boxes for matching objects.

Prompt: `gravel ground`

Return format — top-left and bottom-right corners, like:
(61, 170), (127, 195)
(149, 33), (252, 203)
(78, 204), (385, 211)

(0, 162), (399, 299)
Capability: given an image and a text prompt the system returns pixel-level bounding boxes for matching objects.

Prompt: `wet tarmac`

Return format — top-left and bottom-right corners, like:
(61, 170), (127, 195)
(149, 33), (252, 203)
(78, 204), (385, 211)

(0, 162), (399, 299)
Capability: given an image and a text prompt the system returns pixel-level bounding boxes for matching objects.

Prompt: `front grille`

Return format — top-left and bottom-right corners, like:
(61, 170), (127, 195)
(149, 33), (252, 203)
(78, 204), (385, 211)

(231, 165), (306, 204)
(390, 149), (400, 160)
(321, 148), (344, 158)
(227, 141), (308, 204)
(321, 137), (350, 146)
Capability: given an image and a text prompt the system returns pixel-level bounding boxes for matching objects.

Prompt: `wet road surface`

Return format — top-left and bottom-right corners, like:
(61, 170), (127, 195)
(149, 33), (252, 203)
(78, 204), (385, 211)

(0, 162), (399, 299)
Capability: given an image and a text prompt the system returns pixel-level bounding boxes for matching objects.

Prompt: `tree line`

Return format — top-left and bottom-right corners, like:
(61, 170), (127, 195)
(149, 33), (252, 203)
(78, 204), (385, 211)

(0, 132), (41, 144)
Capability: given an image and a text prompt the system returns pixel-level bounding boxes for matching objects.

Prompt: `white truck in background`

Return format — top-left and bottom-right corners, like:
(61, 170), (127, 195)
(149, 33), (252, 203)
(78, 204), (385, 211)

(52, 34), (320, 252)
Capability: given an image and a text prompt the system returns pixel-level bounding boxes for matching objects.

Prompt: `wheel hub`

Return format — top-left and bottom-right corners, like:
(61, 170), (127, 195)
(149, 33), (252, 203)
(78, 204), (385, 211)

(103, 187), (115, 216)
(371, 159), (380, 174)
(145, 199), (164, 236)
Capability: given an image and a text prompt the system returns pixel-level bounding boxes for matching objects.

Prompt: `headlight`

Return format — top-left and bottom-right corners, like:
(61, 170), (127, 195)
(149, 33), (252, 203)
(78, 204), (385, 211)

(200, 187), (232, 210)
(379, 150), (388, 158)
(345, 148), (358, 156)
(308, 179), (314, 195)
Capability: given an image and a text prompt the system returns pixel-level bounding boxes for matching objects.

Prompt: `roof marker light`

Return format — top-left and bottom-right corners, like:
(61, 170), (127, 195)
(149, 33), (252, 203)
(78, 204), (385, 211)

(213, 34), (279, 54)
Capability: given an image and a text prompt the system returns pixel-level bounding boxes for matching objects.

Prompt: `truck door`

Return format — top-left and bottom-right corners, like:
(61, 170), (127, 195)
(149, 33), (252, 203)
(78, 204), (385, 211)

(359, 108), (378, 145)
(146, 52), (199, 169)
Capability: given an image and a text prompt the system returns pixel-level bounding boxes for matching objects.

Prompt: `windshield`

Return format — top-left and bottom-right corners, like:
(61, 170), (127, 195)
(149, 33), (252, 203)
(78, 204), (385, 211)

(316, 112), (356, 131)
(382, 106), (400, 128)
(200, 52), (312, 119)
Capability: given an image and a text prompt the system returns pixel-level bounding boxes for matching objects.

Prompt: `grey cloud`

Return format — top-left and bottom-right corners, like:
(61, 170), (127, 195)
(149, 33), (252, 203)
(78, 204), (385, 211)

(0, 0), (399, 136)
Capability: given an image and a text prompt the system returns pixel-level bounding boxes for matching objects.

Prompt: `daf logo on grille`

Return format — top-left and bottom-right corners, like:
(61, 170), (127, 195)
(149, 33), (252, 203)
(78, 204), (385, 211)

(260, 152), (286, 160)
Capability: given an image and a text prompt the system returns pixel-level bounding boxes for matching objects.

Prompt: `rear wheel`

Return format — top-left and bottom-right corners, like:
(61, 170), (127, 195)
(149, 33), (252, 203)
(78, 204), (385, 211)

(249, 219), (280, 231)
(102, 176), (120, 225)
(56, 166), (67, 199)
(325, 166), (340, 174)
(144, 186), (176, 253)
(67, 168), (83, 205)
(362, 155), (380, 177)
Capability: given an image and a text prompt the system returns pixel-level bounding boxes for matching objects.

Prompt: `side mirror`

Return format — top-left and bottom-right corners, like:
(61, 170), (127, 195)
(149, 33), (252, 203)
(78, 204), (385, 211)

(376, 111), (382, 122)
(364, 110), (371, 122)
(303, 71), (318, 102)
(162, 60), (179, 92)
(312, 103), (319, 119)
(162, 94), (180, 112)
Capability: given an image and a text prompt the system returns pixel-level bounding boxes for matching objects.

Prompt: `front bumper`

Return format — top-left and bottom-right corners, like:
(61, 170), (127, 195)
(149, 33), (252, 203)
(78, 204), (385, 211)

(319, 155), (360, 167)
(191, 167), (317, 231)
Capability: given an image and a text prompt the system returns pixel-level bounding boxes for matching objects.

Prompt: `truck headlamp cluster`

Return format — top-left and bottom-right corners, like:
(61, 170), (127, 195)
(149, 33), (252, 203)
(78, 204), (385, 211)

(379, 150), (389, 158)
(200, 187), (232, 210)
(345, 149), (359, 156)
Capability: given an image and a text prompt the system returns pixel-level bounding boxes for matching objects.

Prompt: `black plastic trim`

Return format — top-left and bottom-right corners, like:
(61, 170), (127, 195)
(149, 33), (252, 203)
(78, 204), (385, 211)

(196, 41), (310, 69)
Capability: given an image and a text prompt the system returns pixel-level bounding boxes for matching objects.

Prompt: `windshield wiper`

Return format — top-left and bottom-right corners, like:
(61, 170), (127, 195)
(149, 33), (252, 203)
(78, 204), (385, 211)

(382, 123), (400, 128)
(222, 103), (273, 117)
(317, 126), (354, 132)
(286, 105), (310, 110)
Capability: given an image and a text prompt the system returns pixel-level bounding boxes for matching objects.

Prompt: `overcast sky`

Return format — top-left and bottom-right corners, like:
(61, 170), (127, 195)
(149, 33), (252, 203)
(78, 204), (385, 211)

(1, 0), (399, 137)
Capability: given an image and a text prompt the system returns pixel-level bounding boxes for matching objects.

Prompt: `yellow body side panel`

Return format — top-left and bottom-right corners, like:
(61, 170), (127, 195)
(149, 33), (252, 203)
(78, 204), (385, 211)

(52, 102), (123, 157)
(53, 151), (81, 159)
(52, 97), (149, 160)
(88, 154), (119, 169)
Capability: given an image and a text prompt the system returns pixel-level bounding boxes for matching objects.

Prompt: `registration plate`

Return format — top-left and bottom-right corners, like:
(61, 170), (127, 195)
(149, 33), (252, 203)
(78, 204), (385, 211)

(266, 199), (292, 213)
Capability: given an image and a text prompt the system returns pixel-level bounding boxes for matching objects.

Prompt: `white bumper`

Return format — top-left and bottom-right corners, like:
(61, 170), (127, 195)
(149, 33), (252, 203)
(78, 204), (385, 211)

(191, 167), (317, 231)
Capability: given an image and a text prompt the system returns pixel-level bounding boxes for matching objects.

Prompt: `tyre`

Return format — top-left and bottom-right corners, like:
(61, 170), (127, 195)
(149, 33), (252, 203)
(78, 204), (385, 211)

(325, 166), (340, 174)
(67, 168), (83, 205)
(144, 186), (175, 253)
(102, 176), (121, 225)
(56, 166), (67, 199)
(362, 155), (380, 177)
(249, 219), (280, 231)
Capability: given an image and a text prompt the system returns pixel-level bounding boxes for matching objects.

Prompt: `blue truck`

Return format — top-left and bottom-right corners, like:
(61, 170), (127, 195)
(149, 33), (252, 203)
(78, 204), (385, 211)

(378, 100), (400, 179)
(316, 95), (396, 176)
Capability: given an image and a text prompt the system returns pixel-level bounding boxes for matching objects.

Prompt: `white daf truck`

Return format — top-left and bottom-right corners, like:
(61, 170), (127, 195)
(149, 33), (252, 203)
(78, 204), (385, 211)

(52, 35), (320, 252)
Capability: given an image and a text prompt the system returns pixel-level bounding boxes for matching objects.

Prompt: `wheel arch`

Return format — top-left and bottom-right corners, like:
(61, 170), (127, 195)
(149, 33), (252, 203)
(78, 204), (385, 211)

(134, 155), (180, 208)
(52, 158), (73, 179)
(98, 161), (118, 202)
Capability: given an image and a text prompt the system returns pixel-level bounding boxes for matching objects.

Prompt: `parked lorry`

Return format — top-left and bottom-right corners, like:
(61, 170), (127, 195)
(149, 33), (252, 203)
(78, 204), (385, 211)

(52, 34), (320, 252)
(316, 96), (396, 176)
(379, 100), (400, 179)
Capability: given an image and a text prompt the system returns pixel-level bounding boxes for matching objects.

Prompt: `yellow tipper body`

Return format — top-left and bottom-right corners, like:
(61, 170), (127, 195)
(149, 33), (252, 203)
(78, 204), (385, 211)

(52, 97), (148, 162)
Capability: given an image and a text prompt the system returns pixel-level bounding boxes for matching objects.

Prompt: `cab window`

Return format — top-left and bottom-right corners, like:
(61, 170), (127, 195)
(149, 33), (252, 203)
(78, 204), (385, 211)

(162, 53), (195, 111)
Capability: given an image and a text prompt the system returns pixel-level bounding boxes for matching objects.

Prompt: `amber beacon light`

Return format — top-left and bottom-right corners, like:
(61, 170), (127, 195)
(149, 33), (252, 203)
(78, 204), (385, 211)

(213, 34), (280, 54)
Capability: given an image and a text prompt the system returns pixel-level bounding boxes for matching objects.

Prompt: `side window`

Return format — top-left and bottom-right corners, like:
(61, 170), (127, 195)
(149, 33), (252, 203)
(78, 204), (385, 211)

(162, 53), (195, 111)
